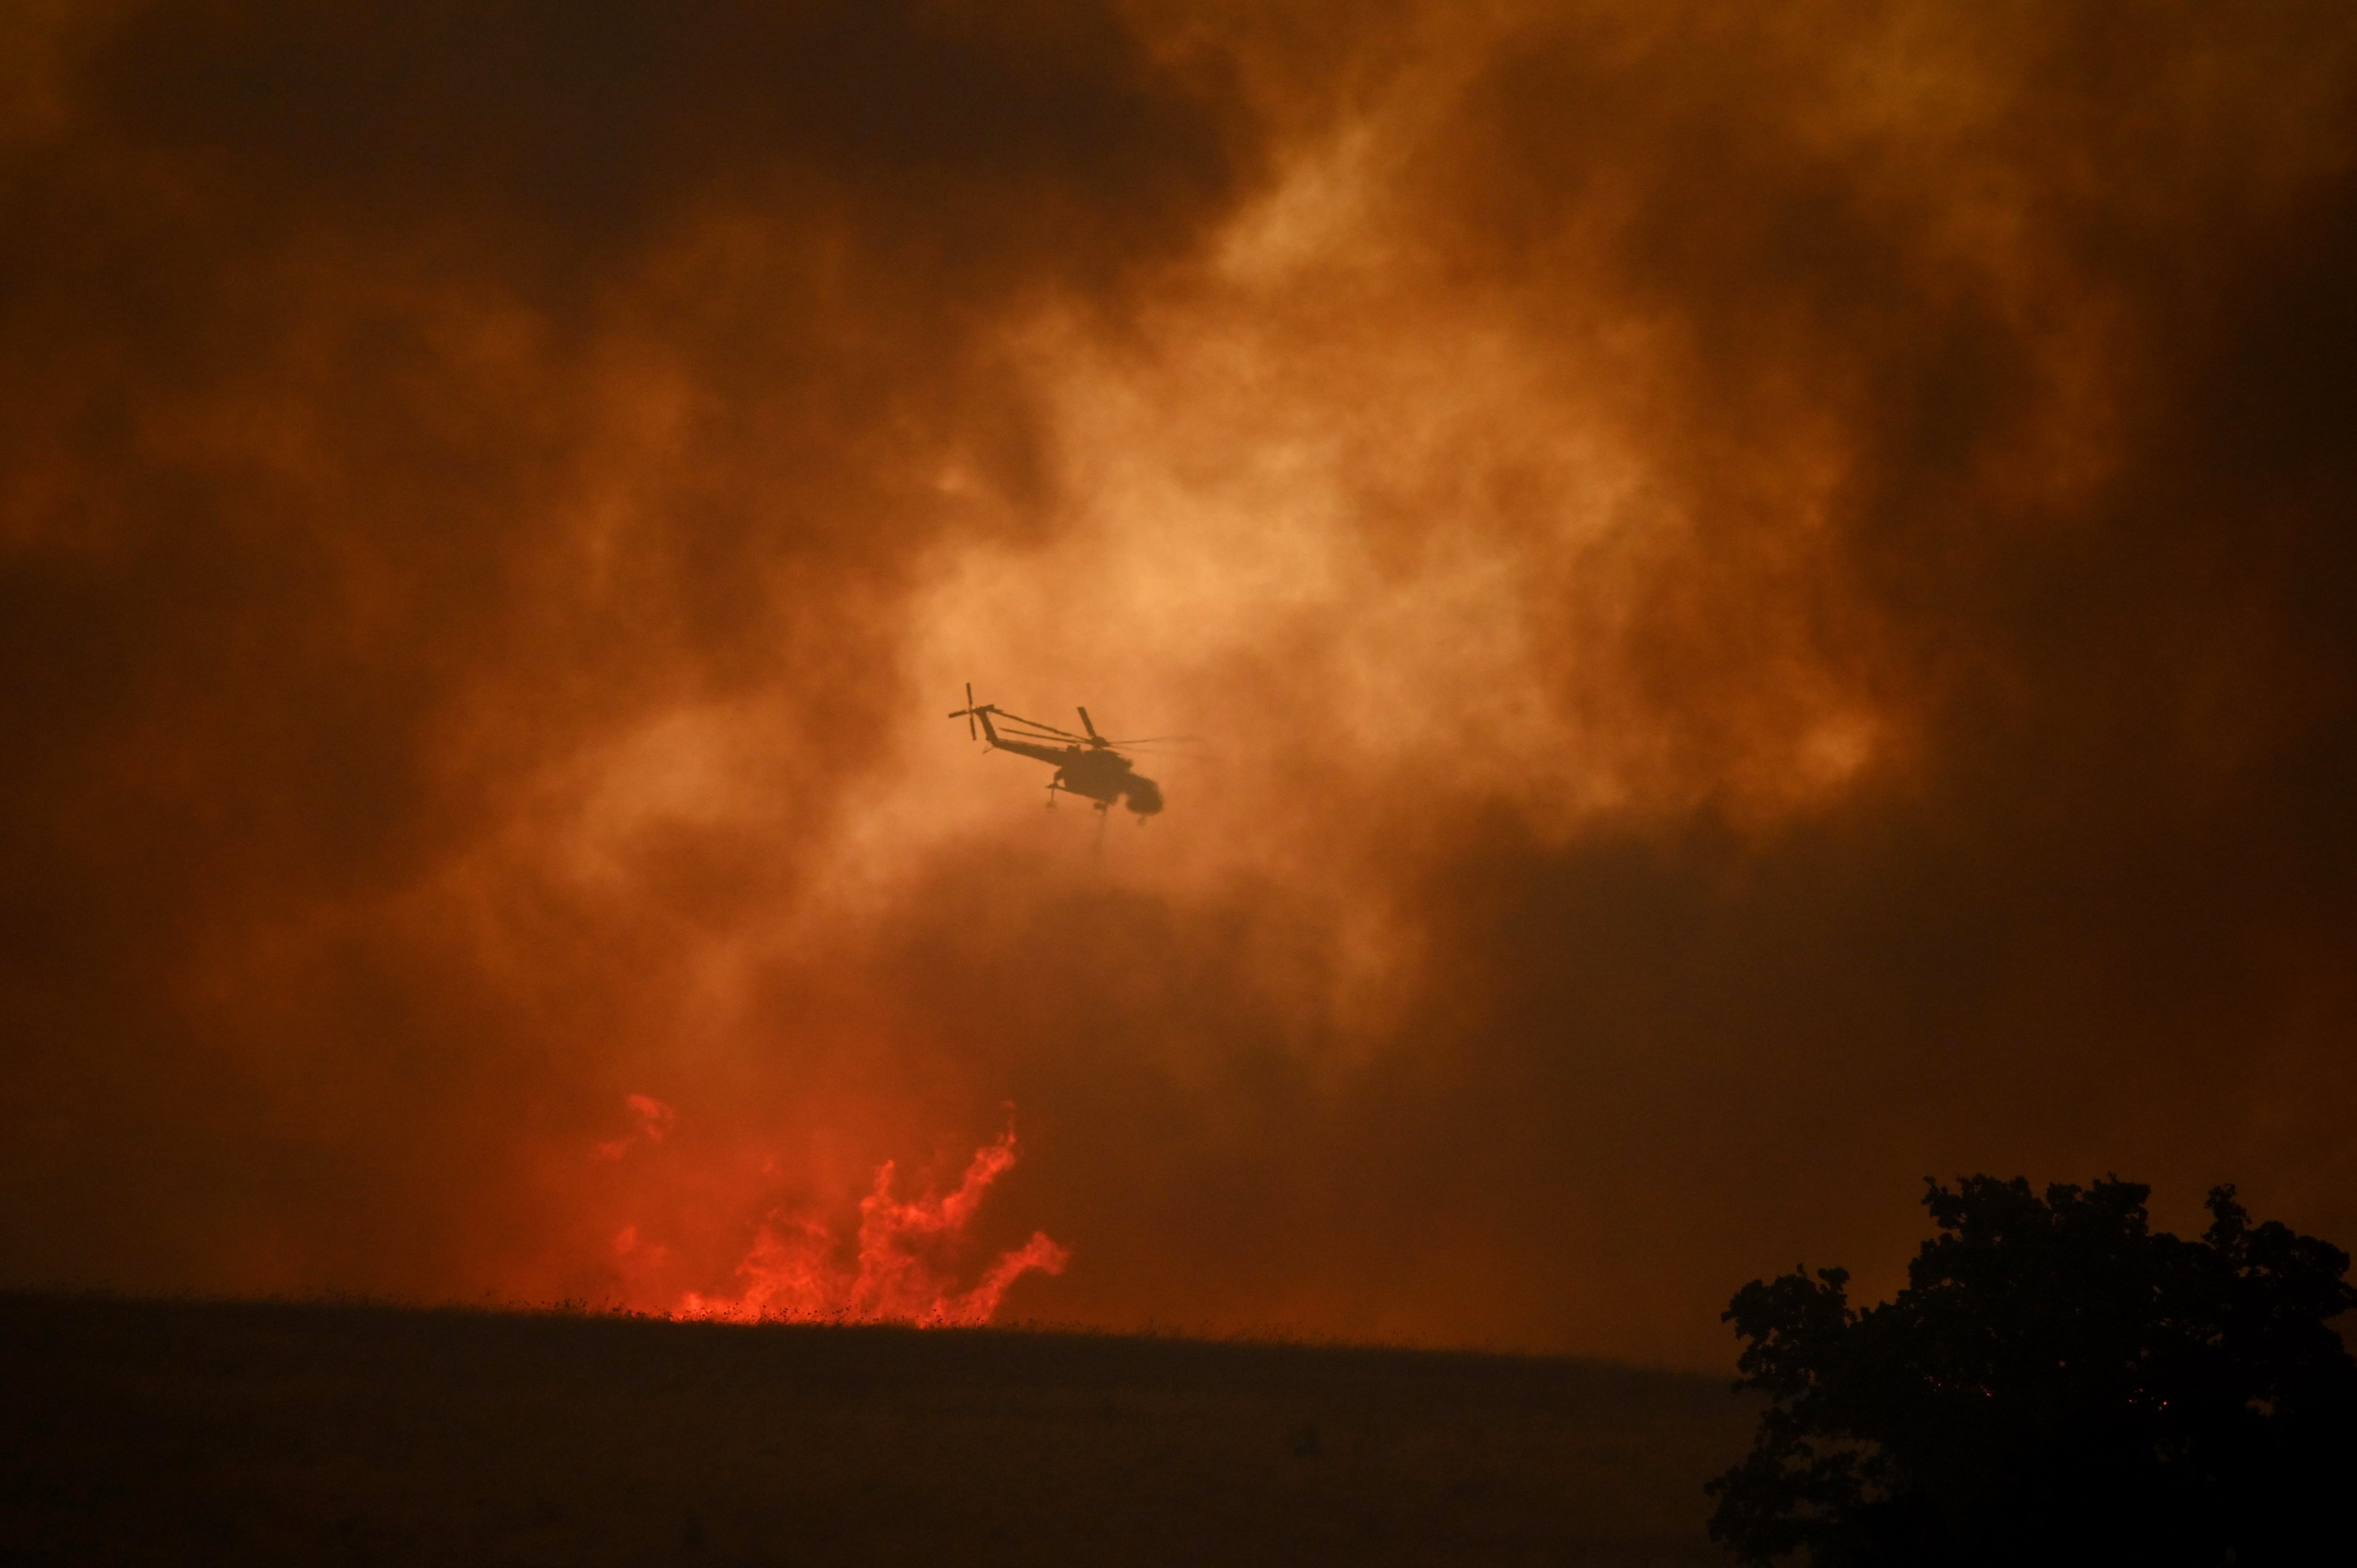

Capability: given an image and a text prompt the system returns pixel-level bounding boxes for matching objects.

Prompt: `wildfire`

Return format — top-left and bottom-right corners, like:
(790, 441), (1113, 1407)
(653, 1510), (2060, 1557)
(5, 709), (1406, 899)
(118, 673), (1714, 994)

(598, 1102), (1067, 1327)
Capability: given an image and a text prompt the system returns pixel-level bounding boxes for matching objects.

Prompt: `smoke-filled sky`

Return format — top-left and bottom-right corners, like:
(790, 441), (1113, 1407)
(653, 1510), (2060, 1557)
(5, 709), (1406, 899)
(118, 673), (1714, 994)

(4, 0), (2354, 1366)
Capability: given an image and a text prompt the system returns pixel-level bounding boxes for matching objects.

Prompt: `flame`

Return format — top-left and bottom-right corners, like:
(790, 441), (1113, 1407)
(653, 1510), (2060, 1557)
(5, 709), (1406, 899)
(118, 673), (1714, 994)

(679, 1131), (1069, 1326)
(594, 1100), (1068, 1327)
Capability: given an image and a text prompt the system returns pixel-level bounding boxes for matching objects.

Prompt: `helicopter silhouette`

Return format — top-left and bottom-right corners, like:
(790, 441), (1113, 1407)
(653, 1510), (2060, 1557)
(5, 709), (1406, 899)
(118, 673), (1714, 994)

(949, 684), (1191, 820)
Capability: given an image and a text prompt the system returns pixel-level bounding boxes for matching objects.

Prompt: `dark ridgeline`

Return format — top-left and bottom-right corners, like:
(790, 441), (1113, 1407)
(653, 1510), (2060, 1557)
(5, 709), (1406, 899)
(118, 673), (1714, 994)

(0, 1295), (1750, 1566)
(1710, 1178), (2357, 1567)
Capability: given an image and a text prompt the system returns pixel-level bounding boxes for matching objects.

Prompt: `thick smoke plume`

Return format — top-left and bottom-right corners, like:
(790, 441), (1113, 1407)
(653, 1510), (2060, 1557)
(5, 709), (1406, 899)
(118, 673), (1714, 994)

(4, 1), (2354, 1363)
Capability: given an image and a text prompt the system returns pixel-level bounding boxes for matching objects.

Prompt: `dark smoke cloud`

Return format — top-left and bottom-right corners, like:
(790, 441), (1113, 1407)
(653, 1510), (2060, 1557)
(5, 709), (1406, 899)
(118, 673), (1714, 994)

(0, 0), (1255, 1292)
(3, 0), (2354, 1366)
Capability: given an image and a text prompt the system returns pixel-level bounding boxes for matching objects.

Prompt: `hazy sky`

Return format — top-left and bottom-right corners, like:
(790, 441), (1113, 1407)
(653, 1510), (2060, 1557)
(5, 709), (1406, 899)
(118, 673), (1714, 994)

(5, 0), (2353, 1366)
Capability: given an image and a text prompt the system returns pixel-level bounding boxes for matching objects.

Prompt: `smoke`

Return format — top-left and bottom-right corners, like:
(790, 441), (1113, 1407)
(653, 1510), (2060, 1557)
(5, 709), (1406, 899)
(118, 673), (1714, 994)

(3, 1), (2354, 1365)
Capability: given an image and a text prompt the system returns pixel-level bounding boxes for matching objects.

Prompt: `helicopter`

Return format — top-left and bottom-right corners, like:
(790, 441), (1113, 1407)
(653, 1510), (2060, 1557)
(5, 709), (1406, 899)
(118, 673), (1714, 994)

(948, 684), (1188, 819)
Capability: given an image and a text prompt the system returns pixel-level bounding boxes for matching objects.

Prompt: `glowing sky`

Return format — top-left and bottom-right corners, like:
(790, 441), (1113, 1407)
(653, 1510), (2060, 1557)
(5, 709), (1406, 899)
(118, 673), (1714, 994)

(4, 0), (2354, 1365)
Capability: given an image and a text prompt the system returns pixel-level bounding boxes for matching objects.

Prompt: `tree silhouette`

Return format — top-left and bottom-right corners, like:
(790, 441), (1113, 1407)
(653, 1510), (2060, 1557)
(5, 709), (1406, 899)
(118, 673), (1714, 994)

(1708, 1177), (2357, 1567)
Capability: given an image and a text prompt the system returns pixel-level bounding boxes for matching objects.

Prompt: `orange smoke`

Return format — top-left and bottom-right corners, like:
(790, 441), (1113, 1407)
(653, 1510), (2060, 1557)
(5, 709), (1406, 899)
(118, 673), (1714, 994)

(602, 1106), (1068, 1327)
(592, 1093), (677, 1162)
(10, 0), (2357, 1371)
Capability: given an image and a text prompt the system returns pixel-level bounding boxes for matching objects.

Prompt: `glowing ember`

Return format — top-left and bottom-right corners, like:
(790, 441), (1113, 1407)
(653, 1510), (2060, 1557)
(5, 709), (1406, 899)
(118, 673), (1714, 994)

(593, 1093), (676, 1160)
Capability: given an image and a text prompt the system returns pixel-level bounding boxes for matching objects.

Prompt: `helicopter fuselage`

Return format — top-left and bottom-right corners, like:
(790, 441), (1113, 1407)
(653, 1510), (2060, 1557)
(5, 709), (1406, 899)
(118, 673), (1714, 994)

(979, 719), (1162, 816)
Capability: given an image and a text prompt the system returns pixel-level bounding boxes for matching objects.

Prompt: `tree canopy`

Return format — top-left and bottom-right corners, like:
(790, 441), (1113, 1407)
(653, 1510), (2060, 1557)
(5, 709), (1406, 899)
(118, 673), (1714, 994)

(1708, 1177), (2357, 1566)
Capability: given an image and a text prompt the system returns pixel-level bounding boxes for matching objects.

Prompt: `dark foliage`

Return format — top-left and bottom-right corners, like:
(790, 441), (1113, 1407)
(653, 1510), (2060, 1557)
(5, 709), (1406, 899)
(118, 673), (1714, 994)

(1708, 1178), (2357, 1566)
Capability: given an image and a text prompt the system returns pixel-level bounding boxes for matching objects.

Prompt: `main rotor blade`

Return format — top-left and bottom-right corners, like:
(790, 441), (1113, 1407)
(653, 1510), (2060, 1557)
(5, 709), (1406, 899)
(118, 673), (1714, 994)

(1103, 735), (1202, 746)
(990, 709), (1087, 740)
(1077, 706), (1101, 740)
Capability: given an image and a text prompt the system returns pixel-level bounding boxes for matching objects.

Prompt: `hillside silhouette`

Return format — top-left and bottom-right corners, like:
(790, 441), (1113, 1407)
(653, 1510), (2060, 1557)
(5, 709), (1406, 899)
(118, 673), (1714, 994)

(3, 1293), (1750, 1566)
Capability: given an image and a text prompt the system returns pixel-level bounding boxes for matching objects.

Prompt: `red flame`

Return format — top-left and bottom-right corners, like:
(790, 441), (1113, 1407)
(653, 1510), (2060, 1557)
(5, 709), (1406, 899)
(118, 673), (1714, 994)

(679, 1131), (1068, 1326)
(594, 1100), (1067, 1327)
